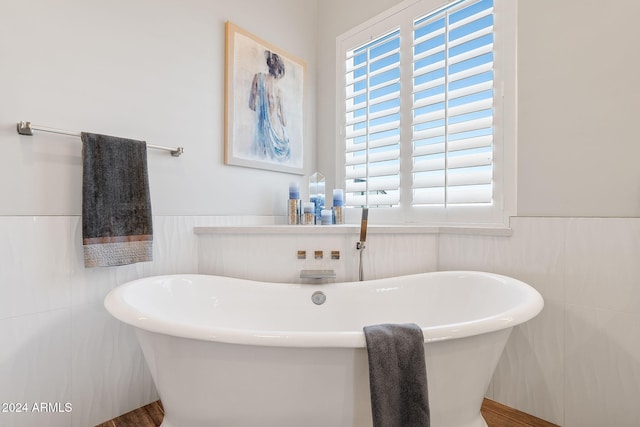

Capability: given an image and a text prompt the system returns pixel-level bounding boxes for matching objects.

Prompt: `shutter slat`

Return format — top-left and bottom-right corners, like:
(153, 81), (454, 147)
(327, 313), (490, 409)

(413, 157), (445, 173)
(413, 125), (445, 141)
(345, 114), (367, 128)
(345, 168), (366, 180)
(448, 134), (492, 152)
(369, 90), (401, 107)
(448, 43), (493, 66)
(369, 58), (401, 78)
(413, 27), (445, 47)
(413, 173), (445, 188)
(448, 151), (493, 169)
(366, 175), (400, 190)
(413, 92), (445, 109)
(369, 78), (401, 96)
(368, 165), (401, 179)
(449, 62), (493, 83)
(413, 187), (445, 205)
(447, 185), (492, 204)
(413, 108), (445, 126)
(413, 142), (445, 157)
(413, 45), (445, 66)
(413, 58), (446, 77)
(447, 168), (492, 186)
(368, 191), (400, 206)
(346, 105), (400, 127)
(448, 116), (492, 135)
(345, 99), (366, 114)
(345, 179), (366, 192)
(449, 80), (492, 100)
(345, 86), (366, 101)
(448, 98), (493, 118)
(413, 77), (446, 93)
(449, 6), (493, 32)
(368, 149), (400, 164)
(345, 127), (367, 139)
(346, 135), (399, 153)
(369, 120), (400, 136)
(345, 72), (367, 87)
(345, 155), (366, 167)
(448, 25), (493, 50)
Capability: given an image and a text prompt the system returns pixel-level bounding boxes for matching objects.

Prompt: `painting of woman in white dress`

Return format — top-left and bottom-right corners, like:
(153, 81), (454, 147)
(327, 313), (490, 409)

(225, 22), (305, 174)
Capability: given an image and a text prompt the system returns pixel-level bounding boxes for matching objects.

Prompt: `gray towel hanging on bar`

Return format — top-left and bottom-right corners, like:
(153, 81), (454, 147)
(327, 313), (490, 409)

(81, 132), (153, 268)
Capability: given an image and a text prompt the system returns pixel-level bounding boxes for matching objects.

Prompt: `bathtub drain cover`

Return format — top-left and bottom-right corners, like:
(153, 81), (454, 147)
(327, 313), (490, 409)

(311, 291), (326, 305)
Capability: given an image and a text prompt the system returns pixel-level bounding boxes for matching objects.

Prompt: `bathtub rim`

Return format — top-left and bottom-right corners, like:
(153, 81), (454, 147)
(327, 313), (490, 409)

(104, 271), (543, 349)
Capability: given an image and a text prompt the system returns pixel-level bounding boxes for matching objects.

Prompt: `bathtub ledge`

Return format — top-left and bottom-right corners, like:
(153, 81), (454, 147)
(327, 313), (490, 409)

(193, 224), (512, 237)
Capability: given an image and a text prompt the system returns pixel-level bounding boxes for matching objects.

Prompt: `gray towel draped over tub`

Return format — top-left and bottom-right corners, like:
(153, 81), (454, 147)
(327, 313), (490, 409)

(81, 132), (153, 268)
(363, 323), (430, 427)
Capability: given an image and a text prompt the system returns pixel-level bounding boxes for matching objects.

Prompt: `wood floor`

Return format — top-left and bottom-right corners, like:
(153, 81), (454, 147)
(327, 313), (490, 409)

(96, 398), (560, 427)
(96, 401), (163, 427)
(480, 399), (559, 427)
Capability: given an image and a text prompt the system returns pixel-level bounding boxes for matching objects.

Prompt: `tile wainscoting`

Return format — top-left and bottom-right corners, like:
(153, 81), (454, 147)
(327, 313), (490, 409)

(440, 217), (640, 426)
(0, 215), (279, 427)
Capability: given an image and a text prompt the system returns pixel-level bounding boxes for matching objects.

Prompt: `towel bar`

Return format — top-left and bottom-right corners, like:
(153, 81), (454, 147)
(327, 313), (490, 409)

(17, 121), (184, 157)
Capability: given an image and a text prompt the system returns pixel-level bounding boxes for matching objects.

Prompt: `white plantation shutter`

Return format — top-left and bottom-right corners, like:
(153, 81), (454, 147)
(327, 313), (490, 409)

(344, 29), (402, 207)
(338, 0), (513, 224)
(412, 0), (494, 206)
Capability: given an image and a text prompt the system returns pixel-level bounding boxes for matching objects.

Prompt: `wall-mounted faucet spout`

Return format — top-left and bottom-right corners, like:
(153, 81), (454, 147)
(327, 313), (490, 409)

(357, 208), (368, 281)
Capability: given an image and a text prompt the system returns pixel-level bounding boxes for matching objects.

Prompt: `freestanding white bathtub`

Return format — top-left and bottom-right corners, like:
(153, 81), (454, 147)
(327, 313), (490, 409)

(104, 271), (543, 427)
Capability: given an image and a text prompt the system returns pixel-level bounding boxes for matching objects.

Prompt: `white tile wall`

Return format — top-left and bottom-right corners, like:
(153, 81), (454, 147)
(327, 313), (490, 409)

(0, 215), (280, 427)
(440, 217), (640, 427)
(70, 303), (155, 427)
(0, 309), (72, 427)
(0, 217), (72, 319)
(565, 304), (640, 427)
(197, 230), (438, 283)
(565, 218), (640, 314)
(563, 218), (640, 427)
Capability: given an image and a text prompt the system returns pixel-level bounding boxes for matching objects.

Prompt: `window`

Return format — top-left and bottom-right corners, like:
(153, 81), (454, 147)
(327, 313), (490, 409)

(337, 0), (515, 226)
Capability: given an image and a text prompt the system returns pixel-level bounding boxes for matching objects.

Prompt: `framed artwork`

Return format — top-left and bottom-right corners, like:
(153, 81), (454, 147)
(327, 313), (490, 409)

(225, 21), (306, 174)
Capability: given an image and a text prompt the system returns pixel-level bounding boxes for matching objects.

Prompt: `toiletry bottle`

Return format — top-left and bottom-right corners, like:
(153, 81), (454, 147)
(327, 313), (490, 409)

(303, 202), (315, 225)
(288, 182), (301, 225)
(321, 209), (333, 225)
(332, 189), (344, 224)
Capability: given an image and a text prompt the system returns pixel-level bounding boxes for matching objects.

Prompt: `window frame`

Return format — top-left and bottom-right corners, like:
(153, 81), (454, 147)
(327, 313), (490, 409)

(336, 0), (516, 226)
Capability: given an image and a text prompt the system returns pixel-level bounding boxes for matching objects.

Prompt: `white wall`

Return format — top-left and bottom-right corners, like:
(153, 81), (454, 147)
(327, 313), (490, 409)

(517, 0), (640, 217)
(1, 0), (317, 216)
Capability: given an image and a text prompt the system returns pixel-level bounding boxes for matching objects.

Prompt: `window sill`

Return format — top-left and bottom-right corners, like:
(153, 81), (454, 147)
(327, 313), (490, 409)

(194, 224), (512, 237)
